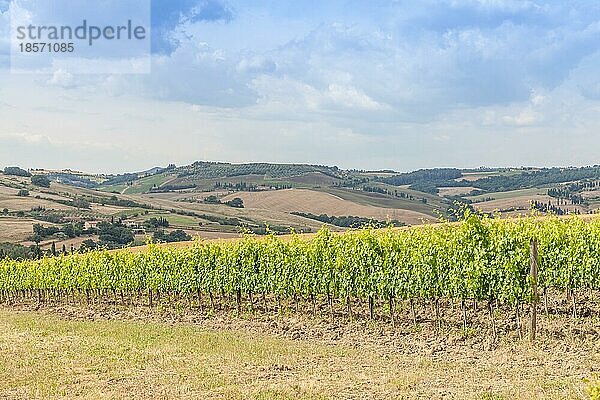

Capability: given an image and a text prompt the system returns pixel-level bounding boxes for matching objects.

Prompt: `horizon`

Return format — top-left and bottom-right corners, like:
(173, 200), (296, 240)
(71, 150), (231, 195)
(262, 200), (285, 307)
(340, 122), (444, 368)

(3, 158), (600, 176)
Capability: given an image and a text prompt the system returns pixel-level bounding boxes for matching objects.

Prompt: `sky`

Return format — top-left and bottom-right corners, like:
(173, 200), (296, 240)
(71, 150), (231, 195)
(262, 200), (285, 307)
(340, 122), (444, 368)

(0, 0), (600, 173)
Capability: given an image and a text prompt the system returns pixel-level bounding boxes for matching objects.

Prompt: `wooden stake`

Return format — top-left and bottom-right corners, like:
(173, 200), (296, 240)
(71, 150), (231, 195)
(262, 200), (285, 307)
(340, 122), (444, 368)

(516, 303), (522, 340)
(461, 299), (468, 332)
(346, 296), (353, 320)
(488, 300), (497, 342)
(530, 239), (539, 343)
(389, 296), (395, 328)
(196, 289), (202, 311)
(410, 298), (417, 326)
(209, 291), (215, 312)
(435, 298), (441, 331)
(248, 292), (255, 313)
(262, 292), (267, 312)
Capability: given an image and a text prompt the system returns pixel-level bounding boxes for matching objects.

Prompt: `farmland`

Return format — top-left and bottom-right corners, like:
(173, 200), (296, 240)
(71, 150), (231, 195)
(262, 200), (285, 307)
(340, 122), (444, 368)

(2, 214), (600, 329)
(6, 161), (600, 257)
(220, 189), (434, 225)
(3, 163), (600, 399)
(2, 212), (600, 398)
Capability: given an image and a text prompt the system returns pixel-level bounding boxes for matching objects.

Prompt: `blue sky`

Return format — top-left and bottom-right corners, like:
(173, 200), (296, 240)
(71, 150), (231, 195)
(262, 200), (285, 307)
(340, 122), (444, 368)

(0, 0), (599, 173)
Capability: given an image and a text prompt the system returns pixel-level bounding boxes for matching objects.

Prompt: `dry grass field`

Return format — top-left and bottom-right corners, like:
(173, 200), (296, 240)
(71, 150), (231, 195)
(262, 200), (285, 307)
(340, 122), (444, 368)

(474, 194), (586, 215)
(138, 194), (328, 232)
(0, 305), (598, 400)
(0, 217), (55, 243)
(285, 172), (340, 186)
(221, 189), (434, 225)
(36, 235), (101, 251)
(0, 193), (75, 212)
(474, 194), (553, 212)
(438, 186), (477, 196)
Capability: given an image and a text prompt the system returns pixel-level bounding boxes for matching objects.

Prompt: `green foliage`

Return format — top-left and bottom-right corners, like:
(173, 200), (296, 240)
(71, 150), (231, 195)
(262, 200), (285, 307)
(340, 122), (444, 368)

(33, 224), (60, 238)
(144, 217), (170, 229)
(2, 215), (600, 307)
(102, 173), (138, 186)
(47, 197), (91, 209)
(203, 195), (221, 204)
(589, 382), (600, 400)
(79, 239), (98, 252)
(407, 182), (440, 194)
(382, 165), (600, 196)
(383, 168), (462, 186)
(0, 243), (38, 260)
(224, 197), (244, 208)
(153, 229), (192, 243)
(31, 222), (86, 241)
(3, 166), (31, 177)
(97, 221), (134, 247)
(186, 193), (244, 209)
(96, 195), (146, 208)
(17, 189), (29, 197)
(31, 175), (51, 188)
(472, 166), (600, 192)
(291, 212), (402, 228)
(177, 161), (341, 180)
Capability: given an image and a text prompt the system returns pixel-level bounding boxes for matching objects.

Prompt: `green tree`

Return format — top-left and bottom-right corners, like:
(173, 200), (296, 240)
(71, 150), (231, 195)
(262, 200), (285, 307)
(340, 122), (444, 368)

(31, 175), (51, 188)
(225, 197), (244, 208)
(3, 166), (31, 177)
(203, 195), (221, 204)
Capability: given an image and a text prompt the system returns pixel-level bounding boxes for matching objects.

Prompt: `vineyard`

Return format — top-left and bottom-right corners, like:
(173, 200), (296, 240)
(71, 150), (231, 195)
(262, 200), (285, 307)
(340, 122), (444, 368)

(1, 213), (600, 337)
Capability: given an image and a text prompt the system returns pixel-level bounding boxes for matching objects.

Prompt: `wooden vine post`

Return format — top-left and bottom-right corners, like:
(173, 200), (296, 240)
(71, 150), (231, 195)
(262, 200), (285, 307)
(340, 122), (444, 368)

(529, 239), (539, 343)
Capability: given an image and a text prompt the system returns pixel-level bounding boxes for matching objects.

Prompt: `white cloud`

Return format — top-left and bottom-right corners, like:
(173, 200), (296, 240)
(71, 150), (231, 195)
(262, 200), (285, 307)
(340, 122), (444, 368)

(1, 2), (600, 172)
(501, 109), (542, 126)
(2, 131), (51, 144)
(451, 0), (538, 12)
(47, 69), (75, 89)
(325, 84), (390, 111)
(530, 91), (548, 106)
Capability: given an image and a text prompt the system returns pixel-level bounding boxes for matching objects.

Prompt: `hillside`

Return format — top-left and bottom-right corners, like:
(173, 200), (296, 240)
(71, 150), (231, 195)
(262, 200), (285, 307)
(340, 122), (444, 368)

(3, 161), (600, 257)
(221, 189), (434, 225)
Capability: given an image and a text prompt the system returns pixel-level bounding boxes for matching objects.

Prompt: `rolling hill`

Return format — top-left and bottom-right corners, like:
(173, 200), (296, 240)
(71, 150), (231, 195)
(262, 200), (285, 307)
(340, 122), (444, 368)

(3, 161), (600, 256)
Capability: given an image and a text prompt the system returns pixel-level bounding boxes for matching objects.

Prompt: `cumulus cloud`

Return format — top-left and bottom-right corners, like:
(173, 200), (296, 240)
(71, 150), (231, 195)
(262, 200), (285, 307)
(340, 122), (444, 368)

(236, 55), (276, 74)
(2, 131), (52, 144)
(47, 69), (76, 89)
(151, 0), (233, 55)
(501, 109), (541, 126)
(1, 1), (600, 171)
